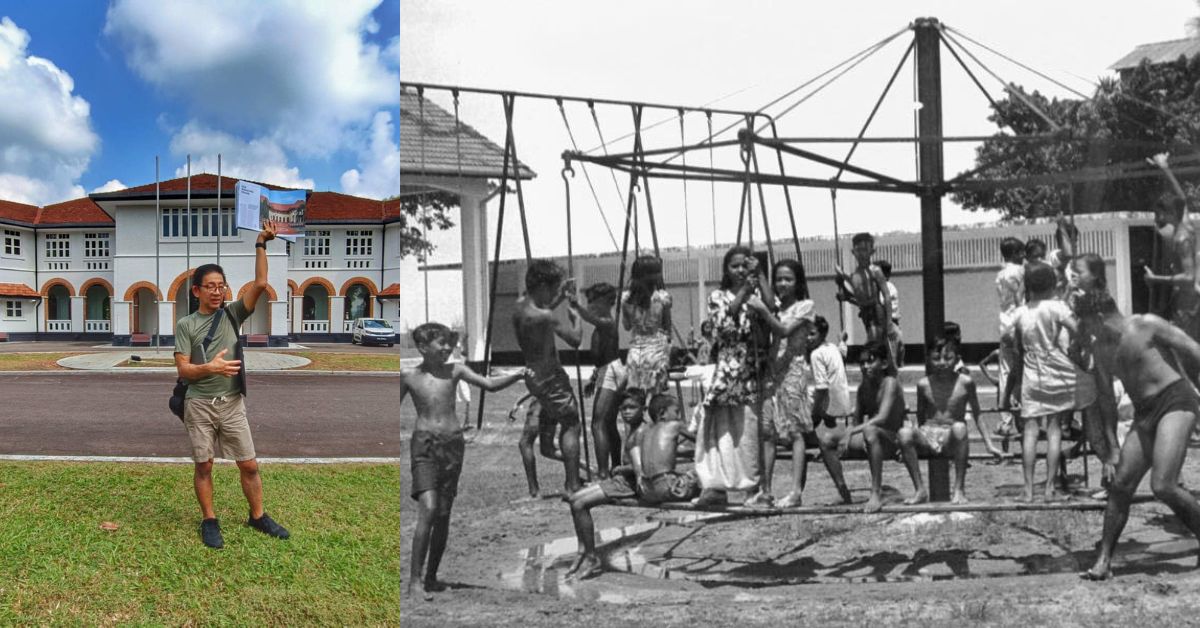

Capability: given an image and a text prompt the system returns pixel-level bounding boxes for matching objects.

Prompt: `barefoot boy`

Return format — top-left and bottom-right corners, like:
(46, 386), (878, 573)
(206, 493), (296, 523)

(903, 337), (1006, 506)
(400, 322), (526, 600)
(566, 391), (695, 580)
(1076, 291), (1200, 580)
(835, 232), (895, 370)
(514, 259), (585, 495)
(571, 282), (625, 477)
(839, 340), (916, 512)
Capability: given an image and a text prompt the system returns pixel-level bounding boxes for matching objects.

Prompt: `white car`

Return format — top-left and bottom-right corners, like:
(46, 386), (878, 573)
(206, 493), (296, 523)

(351, 318), (396, 346)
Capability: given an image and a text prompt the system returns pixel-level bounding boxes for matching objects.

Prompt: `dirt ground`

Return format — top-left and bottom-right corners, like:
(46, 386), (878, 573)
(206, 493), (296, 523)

(400, 387), (1200, 626)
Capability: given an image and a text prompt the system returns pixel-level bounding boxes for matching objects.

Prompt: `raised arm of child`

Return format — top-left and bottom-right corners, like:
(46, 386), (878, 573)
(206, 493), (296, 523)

(745, 295), (811, 340)
(553, 306), (583, 348)
(454, 364), (529, 392)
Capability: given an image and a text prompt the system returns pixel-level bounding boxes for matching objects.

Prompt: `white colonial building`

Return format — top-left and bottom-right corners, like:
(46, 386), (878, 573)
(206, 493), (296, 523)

(0, 174), (401, 345)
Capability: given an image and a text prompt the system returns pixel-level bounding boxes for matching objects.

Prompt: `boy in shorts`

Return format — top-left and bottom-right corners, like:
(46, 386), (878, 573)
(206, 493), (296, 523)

(514, 259), (585, 495)
(834, 232), (896, 370)
(400, 322), (527, 600)
(1075, 291), (1200, 580)
(571, 282), (626, 477)
(904, 336), (1006, 506)
(564, 389), (655, 580)
(838, 340), (914, 512)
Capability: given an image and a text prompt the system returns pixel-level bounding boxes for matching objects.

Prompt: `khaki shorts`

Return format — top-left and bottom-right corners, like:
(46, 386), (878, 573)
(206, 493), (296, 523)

(184, 394), (257, 462)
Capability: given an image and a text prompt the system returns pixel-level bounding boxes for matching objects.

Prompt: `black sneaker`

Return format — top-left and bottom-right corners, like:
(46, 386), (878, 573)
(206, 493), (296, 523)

(200, 518), (224, 549)
(247, 513), (290, 539)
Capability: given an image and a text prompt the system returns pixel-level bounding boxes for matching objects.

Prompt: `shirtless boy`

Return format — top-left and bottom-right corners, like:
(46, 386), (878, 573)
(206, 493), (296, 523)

(838, 340), (915, 513)
(1076, 292), (1200, 580)
(1143, 153), (1200, 342)
(571, 282), (625, 477)
(904, 337), (1006, 506)
(514, 259), (585, 496)
(835, 232), (895, 370)
(565, 392), (694, 580)
(400, 322), (526, 600)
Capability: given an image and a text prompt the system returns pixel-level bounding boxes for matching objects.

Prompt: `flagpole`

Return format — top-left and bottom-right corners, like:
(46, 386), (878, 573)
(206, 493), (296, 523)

(185, 155), (192, 313)
(216, 154), (222, 268)
(155, 156), (160, 350)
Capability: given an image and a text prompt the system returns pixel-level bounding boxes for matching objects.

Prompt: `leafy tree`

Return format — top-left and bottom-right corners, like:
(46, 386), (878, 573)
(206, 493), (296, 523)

(952, 55), (1200, 221)
(398, 191), (457, 259)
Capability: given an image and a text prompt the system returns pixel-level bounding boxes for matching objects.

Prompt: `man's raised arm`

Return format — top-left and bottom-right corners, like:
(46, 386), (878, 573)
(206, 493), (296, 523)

(242, 221), (278, 314)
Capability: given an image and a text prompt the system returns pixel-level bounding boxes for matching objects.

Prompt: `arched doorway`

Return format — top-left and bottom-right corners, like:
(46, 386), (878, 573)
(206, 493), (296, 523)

(46, 284), (71, 332)
(343, 282), (373, 322)
(132, 288), (158, 335)
(302, 284), (330, 333)
(84, 284), (111, 332)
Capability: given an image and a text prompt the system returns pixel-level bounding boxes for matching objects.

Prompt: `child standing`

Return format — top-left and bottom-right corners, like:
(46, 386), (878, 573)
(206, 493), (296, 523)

(622, 256), (673, 396)
(834, 232), (895, 370)
(400, 323), (526, 600)
(995, 236), (1025, 434)
(571, 282), (625, 478)
(877, 259), (904, 367)
(1003, 263), (1097, 502)
(513, 259), (585, 495)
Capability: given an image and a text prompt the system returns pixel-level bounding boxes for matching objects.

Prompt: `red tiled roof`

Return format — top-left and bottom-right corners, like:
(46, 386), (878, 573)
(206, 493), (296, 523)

(383, 197), (401, 222)
(308, 191), (390, 223)
(0, 199), (41, 226)
(0, 282), (38, 298)
(92, 173), (303, 197)
(401, 88), (535, 180)
(378, 283), (400, 298)
(38, 197), (113, 225)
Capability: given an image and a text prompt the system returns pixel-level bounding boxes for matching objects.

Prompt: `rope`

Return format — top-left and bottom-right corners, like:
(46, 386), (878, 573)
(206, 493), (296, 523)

(937, 30), (1004, 116)
(707, 112), (718, 248)
(829, 187), (846, 334)
(556, 99), (621, 250)
(419, 87), (430, 323)
(944, 25), (1090, 100)
(501, 94), (533, 262)
(939, 30), (1062, 132)
(631, 105), (661, 258)
(474, 91), (517, 430)
(834, 40), (915, 182)
(589, 101), (632, 217)
(679, 109), (696, 331)
(768, 120), (808, 299)
(562, 161), (592, 476)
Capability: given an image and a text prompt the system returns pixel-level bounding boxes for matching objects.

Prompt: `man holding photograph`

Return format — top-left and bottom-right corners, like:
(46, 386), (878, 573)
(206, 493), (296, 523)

(173, 221), (290, 549)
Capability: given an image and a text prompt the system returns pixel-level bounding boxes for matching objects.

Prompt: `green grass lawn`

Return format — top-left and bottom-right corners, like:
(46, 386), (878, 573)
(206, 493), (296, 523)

(0, 462), (400, 625)
(0, 352), (74, 370)
(297, 351), (399, 372)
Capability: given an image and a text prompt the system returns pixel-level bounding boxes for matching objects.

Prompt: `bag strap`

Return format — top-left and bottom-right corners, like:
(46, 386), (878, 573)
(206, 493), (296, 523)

(201, 307), (226, 355)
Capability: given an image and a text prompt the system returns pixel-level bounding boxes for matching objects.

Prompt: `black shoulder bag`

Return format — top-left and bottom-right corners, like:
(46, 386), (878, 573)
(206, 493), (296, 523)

(169, 307), (226, 421)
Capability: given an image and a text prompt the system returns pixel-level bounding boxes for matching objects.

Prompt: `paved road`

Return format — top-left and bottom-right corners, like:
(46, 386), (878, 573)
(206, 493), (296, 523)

(0, 372), (400, 457)
(0, 340), (402, 355)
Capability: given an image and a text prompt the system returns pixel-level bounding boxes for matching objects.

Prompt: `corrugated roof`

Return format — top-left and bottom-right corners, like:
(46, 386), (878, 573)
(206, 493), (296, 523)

(0, 282), (38, 298)
(1111, 37), (1200, 70)
(401, 88), (535, 180)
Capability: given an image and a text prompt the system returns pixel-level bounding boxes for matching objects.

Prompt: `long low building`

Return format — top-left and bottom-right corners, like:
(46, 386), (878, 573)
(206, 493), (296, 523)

(476, 214), (1159, 363)
(0, 174), (401, 345)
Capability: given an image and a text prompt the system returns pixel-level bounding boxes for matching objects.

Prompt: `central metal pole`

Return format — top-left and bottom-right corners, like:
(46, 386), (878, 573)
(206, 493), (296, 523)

(915, 17), (945, 355)
(915, 17), (950, 502)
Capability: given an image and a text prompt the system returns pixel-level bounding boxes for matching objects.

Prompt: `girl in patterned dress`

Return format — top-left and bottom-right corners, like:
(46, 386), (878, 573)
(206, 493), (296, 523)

(693, 246), (768, 504)
(622, 256), (673, 396)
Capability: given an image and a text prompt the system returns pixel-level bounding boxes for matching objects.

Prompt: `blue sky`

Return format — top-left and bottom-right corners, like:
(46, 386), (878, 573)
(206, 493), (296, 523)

(0, 0), (399, 205)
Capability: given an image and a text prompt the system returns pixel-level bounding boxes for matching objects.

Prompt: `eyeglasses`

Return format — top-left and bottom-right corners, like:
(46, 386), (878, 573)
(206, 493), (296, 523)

(200, 283), (227, 293)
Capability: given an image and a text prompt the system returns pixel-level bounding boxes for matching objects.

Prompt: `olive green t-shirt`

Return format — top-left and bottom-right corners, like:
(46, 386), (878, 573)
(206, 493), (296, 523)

(175, 299), (249, 398)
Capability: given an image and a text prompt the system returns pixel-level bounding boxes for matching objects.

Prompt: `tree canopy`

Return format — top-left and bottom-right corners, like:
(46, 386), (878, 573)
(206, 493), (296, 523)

(952, 54), (1200, 221)
(397, 191), (458, 259)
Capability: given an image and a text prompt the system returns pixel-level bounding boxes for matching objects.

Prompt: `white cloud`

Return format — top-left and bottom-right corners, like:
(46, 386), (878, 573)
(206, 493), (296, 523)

(105, 0), (398, 158)
(340, 111), (398, 199)
(170, 120), (314, 189)
(0, 17), (98, 205)
(90, 179), (127, 193)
